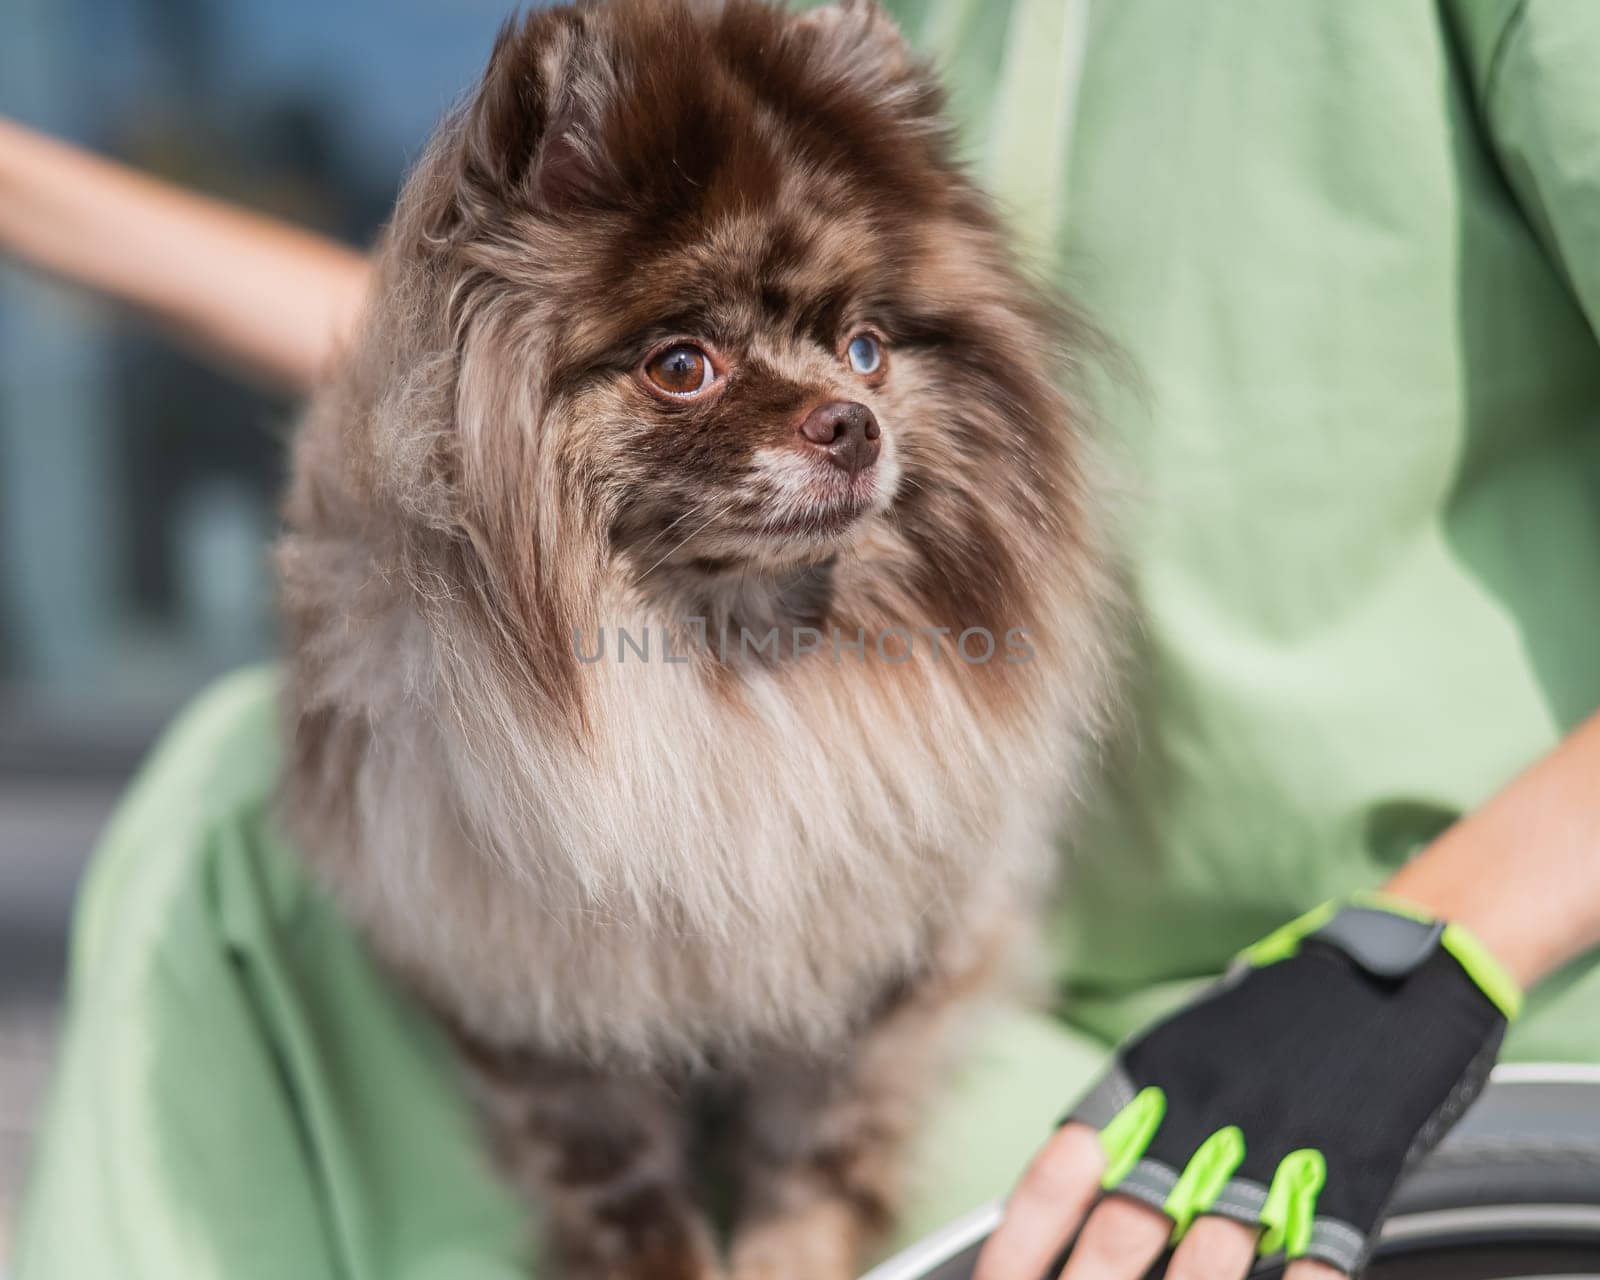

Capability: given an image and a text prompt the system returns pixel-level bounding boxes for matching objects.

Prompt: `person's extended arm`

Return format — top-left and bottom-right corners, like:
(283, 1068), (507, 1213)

(1383, 711), (1600, 990)
(977, 710), (1600, 1280)
(0, 117), (369, 393)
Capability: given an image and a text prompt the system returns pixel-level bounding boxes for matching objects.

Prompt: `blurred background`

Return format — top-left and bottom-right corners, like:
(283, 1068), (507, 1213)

(0, 0), (517, 1260)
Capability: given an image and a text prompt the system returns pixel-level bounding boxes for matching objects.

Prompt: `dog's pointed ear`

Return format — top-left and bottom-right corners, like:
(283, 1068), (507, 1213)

(794, 0), (916, 95)
(792, 0), (945, 136)
(458, 12), (611, 216)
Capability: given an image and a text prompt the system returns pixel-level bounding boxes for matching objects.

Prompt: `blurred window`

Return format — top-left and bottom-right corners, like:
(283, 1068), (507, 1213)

(0, 0), (514, 775)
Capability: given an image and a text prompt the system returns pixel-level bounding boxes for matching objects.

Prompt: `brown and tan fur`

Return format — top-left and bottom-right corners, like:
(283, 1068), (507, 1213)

(277, 2), (1116, 1276)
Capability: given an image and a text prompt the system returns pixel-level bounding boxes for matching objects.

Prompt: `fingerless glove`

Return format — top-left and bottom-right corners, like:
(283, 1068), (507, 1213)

(1063, 895), (1520, 1274)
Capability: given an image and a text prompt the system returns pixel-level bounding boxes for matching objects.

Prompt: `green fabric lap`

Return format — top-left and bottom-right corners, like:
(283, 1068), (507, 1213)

(18, 669), (1107, 1279)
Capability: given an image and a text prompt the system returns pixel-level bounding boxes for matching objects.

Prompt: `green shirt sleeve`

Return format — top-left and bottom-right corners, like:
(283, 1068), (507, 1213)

(17, 671), (529, 1280)
(1451, 0), (1600, 340)
(18, 676), (339, 1279)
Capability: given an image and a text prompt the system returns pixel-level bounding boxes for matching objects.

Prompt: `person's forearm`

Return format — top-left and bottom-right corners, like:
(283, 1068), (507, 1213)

(0, 117), (370, 393)
(1385, 709), (1600, 991)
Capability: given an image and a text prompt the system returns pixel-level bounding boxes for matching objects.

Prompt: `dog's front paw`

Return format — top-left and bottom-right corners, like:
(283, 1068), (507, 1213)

(550, 1205), (725, 1280)
(728, 1200), (864, 1280)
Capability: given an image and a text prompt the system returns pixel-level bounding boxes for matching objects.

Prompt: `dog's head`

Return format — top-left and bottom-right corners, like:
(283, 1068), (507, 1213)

(356, 0), (1092, 694)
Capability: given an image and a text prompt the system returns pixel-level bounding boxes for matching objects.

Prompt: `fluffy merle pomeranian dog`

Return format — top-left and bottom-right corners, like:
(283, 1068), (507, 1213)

(278, 1), (1115, 1275)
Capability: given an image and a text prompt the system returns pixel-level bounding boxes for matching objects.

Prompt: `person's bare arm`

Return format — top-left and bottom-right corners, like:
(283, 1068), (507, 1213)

(0, 117), (370, 393)
(1383, 709), (1600, 988)
(978, 709), (1600, 1280)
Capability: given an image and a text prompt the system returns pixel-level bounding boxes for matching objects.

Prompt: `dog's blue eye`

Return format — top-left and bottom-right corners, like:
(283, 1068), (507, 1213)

(846, 333), (884, 376)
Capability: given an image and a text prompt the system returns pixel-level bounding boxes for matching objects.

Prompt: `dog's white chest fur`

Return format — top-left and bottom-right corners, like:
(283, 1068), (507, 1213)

(314, 608), (1067, 1063)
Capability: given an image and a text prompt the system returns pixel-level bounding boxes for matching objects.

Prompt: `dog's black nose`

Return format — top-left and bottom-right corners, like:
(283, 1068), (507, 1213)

(798, 401), (881, 475)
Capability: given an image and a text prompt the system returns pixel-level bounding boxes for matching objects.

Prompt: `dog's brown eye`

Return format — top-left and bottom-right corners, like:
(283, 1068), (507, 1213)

(845, 332), (885, 377)
(645, 344), (714, 396)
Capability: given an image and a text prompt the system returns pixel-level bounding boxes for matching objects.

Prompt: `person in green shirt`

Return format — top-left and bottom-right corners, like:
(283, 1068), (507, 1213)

(3, 2), (1598, 1277)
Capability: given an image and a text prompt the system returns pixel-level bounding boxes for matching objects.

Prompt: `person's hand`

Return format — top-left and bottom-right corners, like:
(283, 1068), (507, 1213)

(975, 897), (1519, 1280)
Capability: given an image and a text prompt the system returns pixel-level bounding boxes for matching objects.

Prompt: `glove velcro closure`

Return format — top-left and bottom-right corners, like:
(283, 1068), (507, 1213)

(1246, 893), (1522, 1021)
